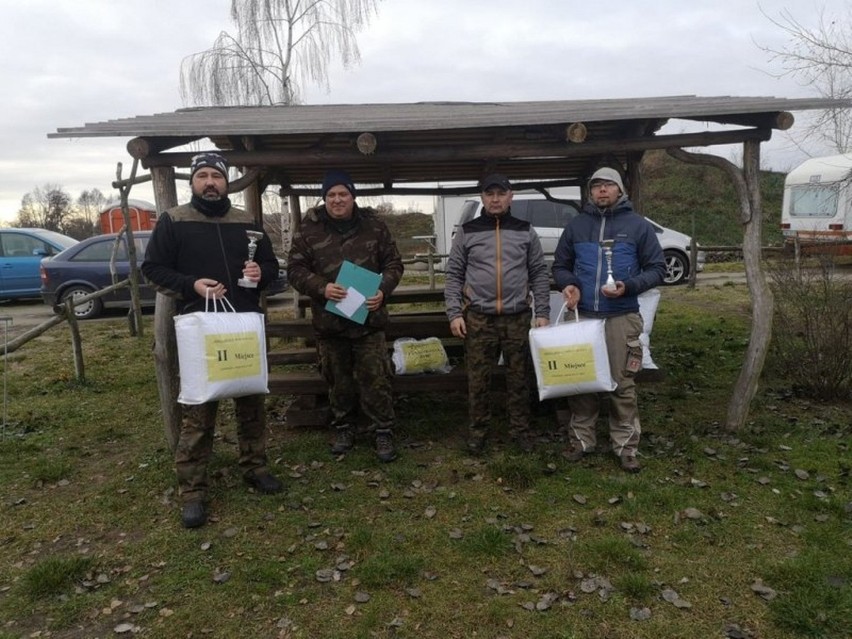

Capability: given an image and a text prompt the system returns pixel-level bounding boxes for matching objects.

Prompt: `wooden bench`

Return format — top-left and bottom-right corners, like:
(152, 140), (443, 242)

(266, 288), (477, 425)
(265, 287), (663, 426)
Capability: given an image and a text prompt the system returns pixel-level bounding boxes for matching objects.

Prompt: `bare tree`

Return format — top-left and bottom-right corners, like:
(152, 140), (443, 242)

(760, 5), (852, 153)
(180, 0), (380, 106)
(16, 185), (73, 232)
(76, 188), (108, 232)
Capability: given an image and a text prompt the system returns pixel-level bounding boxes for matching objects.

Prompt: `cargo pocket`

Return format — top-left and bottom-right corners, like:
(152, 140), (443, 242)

(624, 339), (643, 377)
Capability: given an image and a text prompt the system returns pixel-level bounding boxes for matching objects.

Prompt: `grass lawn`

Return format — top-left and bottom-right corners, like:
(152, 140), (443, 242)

(0, 280), (849, 639)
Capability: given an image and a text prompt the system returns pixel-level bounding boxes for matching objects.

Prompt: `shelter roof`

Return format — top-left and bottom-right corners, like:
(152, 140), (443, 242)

(50, 96), (845, 195)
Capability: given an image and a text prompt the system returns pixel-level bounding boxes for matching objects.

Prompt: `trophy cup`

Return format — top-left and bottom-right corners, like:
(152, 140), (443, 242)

(237, 230), (264, 288)
(601, 239), (617, 292)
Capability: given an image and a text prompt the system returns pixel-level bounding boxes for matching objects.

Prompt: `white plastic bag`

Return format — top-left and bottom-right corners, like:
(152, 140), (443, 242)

(392, 337), (451, 375)
(174, 296), (268, 405)
(637, 288), (661, 370)
(529, 304), (616, 400)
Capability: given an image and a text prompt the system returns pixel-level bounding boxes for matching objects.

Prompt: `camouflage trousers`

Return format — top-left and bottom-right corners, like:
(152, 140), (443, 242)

(465, 309), (533, 432)
(566, 312), (643, 456)
(317, 331), (395, 434)
(175, 394), (268, 503)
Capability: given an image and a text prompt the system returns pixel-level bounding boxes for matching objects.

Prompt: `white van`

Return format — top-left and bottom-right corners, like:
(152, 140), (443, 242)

(440, 190), (704, 285)
(781, 154), (852, 248)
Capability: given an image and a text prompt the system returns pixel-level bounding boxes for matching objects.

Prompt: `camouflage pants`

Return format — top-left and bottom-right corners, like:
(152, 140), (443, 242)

(317, 332), (395, 434)
(465, 310), (533, 432)
(175, 394), (268, 503)
(566, 312), (643, 456)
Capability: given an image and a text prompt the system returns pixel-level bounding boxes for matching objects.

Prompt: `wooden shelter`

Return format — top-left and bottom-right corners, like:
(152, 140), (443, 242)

(49, 95), (848, 443)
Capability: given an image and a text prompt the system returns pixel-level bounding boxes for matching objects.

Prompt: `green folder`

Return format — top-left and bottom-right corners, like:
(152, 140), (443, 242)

(324, 260), (382, 325)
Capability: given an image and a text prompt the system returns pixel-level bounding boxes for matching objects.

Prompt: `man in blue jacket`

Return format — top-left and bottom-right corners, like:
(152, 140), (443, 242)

(552, 167), (665, 472)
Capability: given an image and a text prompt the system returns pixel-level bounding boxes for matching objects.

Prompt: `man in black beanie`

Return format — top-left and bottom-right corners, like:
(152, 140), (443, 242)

(287, 169), (404, 462)
(142, 151), (284, 529)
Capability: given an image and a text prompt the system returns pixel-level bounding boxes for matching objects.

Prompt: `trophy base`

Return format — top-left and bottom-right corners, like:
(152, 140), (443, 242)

(237, 278), (258, 288)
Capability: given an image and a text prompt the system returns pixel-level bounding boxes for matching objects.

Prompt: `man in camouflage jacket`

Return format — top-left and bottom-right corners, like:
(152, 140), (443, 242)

(287, 170), (404, 462)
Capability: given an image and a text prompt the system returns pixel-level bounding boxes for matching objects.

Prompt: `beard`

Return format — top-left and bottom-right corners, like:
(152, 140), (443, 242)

(199, 186), (223, 201)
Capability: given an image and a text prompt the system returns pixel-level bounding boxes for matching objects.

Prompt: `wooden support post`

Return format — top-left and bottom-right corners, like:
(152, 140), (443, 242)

(64, 299), (84, 382)
(150, 166), (181, 452)
(667, 140), (773, 431)
(115, 159), (144, 338)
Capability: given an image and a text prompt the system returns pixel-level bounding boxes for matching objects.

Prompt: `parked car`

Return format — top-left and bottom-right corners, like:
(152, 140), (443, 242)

(40, 231), (156, 319)
(40, 231), (289, 319)
(0, 228), (78, 301)
(455, 196), (705, 285)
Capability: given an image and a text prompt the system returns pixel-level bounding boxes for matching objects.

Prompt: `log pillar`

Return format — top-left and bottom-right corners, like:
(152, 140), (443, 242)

(150, 166), (181, 452)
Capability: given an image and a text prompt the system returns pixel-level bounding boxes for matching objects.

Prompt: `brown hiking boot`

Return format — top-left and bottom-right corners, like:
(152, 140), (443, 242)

(330, 427), (354, 455)
(620, 454), (641, 473)
(562, 444), (588, 462)
(375, 432), (397, 463)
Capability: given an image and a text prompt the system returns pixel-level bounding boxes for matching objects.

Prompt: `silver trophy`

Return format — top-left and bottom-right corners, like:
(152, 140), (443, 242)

(601, 239), (617, 292)
(237, 230), (264, 288)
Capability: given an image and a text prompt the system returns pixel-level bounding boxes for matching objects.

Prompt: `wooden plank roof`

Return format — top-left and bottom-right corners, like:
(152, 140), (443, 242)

(49, 95), (845, 195)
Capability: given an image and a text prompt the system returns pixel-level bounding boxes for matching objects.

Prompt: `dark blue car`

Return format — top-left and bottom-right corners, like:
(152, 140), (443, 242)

(40, 231), (289, 319)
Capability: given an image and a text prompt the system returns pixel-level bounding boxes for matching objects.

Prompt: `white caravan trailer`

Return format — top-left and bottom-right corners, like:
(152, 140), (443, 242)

(781, 154), (852, 249)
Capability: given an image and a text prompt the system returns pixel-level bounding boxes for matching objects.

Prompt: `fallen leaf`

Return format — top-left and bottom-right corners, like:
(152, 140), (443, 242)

(629, 607), (651, 621)
(527, 565), (547, 577)
(750, 580), (777, 600)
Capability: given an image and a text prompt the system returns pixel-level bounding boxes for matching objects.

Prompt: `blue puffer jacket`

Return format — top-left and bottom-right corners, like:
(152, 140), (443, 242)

(552, 197), (665, 317)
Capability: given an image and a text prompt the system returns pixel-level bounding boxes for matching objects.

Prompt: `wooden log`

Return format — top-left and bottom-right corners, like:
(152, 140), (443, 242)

(141, 128), (772, 169)
(126, 136), (200, 159)
(150, 166), (181, 452)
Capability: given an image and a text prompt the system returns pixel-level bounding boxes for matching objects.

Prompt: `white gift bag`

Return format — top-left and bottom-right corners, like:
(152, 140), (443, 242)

(174, 296), (268, 405)
(637, 288), (661, 370)
(529, 303), (616, 400)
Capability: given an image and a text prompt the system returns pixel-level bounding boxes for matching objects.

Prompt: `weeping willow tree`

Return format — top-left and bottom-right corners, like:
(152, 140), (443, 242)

(180, 0), (380, 106)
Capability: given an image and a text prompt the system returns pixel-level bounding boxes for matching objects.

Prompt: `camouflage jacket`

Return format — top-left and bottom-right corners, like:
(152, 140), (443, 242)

(287, 204), (404, 338)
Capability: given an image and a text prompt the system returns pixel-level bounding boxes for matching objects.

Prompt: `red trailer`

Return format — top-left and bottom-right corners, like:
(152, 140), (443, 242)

(99, 200), (157, 234)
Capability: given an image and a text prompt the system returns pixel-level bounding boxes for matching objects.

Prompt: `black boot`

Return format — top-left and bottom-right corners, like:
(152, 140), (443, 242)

(244, 471), (284, 494)
(375, 431), (397, 463)
(331, 426), (355, 455)
(181, 501), (207, 529)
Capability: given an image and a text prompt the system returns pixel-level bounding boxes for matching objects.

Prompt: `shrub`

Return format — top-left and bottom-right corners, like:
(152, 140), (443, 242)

(768, 256), (852, 400)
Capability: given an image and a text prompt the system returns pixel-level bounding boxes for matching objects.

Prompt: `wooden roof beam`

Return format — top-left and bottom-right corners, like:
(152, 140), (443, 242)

(127, 136), (203, 159)
(681, 111), (794, 130)
(139, 127), (773, 169)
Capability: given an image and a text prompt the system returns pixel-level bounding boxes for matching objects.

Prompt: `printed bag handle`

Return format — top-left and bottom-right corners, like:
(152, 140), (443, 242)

(554, 302), (580, 326)
(204, 290), (237, 313)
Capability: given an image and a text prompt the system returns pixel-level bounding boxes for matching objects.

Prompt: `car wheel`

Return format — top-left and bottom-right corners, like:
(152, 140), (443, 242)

(663, 250), (689, 285)
(61, 286), (103, 320)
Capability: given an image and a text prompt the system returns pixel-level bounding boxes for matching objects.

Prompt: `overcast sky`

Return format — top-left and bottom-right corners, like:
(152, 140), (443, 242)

(1, 0), (848, 223)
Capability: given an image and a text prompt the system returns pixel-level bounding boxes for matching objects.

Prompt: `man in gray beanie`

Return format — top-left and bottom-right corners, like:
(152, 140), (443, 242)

(552, 166), (666, 473)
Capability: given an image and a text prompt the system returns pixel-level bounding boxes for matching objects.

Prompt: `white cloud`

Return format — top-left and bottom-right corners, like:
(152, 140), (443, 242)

(1, 0), (849, 222)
